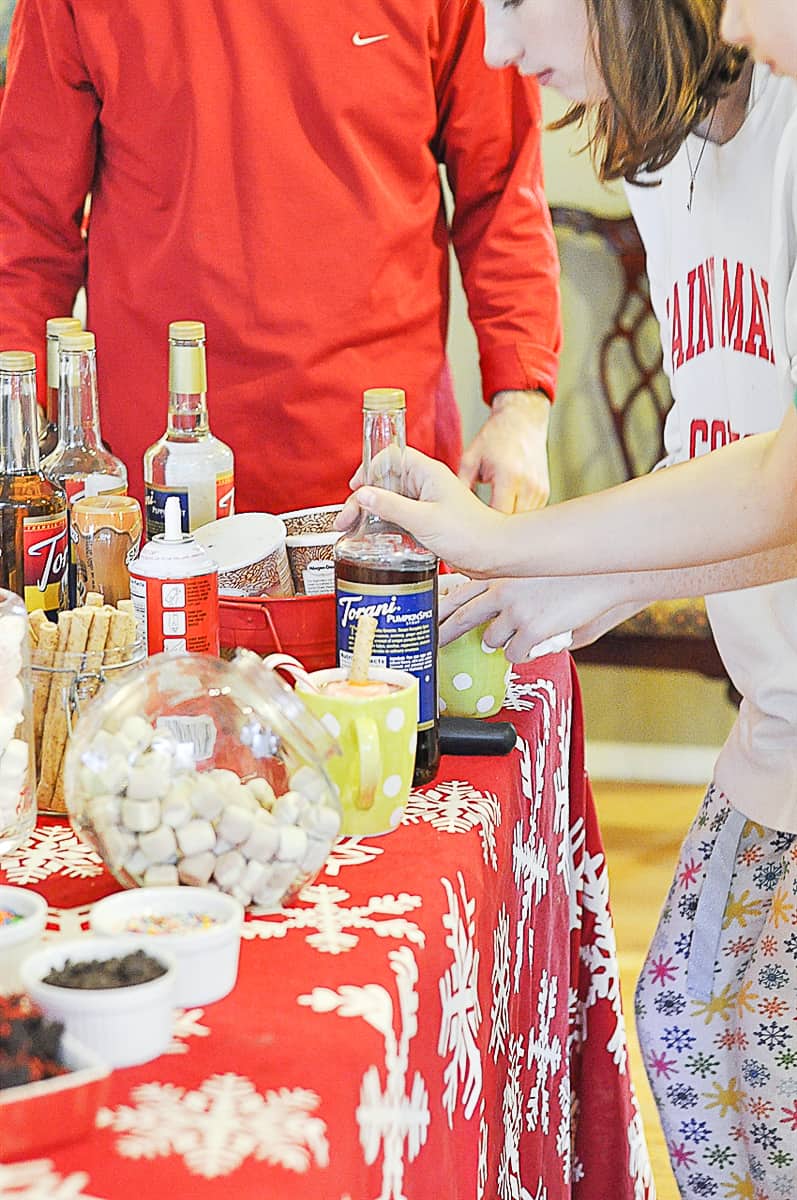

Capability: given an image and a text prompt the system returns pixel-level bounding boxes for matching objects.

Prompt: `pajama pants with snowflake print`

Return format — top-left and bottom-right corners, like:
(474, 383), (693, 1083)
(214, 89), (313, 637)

(634, 784), (797, 1199)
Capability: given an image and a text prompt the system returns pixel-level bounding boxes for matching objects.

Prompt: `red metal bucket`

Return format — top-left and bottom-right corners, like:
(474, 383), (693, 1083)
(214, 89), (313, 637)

(219, 593), (336, 671)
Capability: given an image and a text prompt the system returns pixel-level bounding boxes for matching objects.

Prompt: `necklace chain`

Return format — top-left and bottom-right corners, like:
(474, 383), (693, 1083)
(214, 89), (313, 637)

(685, 103), (718, 214)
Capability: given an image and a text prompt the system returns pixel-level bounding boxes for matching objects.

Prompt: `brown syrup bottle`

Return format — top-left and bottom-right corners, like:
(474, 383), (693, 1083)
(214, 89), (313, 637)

(334, 388), (440, 786)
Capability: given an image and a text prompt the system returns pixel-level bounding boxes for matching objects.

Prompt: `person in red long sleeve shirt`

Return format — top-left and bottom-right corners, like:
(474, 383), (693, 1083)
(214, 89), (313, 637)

(0, 0), (561, 516)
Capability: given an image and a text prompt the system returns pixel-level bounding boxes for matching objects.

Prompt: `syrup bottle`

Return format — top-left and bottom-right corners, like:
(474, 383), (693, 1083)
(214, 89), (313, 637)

(143, 321), (235, 537)
(41, 316), (83, 458)
(0, 352), (68, 618)
(334, 387), (440, 785)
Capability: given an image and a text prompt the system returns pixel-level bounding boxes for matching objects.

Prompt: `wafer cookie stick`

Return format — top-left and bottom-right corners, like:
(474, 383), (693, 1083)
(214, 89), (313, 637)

(84, 604), (112, 673)
(350, 614), (377, 684)
(32, 619), (58, 769)
(37, 608), (93, 812)
(28, 609), (49, 650)
(104, 608), (137, 666)
(85, 591), (104, 607)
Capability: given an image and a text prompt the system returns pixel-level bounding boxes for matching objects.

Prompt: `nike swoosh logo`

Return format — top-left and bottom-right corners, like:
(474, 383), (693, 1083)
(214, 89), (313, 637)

(352, 32), (389, 46)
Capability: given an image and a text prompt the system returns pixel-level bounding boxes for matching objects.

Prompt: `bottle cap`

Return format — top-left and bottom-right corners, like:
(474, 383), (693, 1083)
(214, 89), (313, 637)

(46, 317), (82, 339)
(164, 495), (185, 543)
(169, 320), (206, 342)
(363, 387), (406, 412)
(59, 331), (96, 352)
(0, 350), (36, 373)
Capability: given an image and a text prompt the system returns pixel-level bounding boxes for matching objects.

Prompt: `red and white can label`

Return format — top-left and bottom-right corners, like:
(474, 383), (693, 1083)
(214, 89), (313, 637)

(215, 471), (235, 520)
(129, 571), (219, 656)
(23, 511), (69, 616)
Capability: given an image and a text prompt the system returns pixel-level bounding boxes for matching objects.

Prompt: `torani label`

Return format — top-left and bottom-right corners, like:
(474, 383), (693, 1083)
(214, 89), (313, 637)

(335, 578), (436, 727)
(23, 511), (68, 616)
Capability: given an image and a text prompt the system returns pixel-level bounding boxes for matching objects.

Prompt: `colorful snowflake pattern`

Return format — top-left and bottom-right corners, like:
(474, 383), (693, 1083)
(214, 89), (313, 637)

(636, 786), (797, 1198)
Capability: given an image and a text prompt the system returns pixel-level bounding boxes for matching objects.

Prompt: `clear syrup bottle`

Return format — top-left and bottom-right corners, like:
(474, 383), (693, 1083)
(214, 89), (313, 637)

(334, 387), (440, 785)
(41, 316), (83, 458)
(0, 351), (68, 618)
(42, 330), (128, 606)
(143, 321), (235, 537)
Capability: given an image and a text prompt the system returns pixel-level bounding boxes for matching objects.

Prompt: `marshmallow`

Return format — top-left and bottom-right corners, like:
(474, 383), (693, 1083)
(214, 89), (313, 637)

(161, 778), (194, 828)
(117, 715), (154, 753)
(241, 820), (280, 864)
(175, 818), (216, 857)
(273, 790), (306, 826)
(246, 776), (276, 810)
(276, 824), (308, 863)
(289, 765), (330, 804)
(229, 883), (253, 908)
(190, 775), (225, 821)
(252, 884), (285, 910)
(240, 858), (269, 896)
(216, 804), (255, 846)
(124, 847), (150, 878)
(121, 796), (161, 834)
(300, 837), (334, 875)
(138, 823), (178, 863)
(213, 849), (246, 890)
(178, 850), (216, 887)
(126, 750), (173, 801)
(96, 822), (136, 868)
(143, 863), (179, 887)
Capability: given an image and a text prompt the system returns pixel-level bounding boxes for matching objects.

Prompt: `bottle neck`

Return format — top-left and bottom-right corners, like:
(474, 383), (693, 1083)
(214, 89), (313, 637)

(167, 340), (209, 440)
(57, 348), (103, 449)
(362, 407), (406, 490)
(0, 370), (41, 474)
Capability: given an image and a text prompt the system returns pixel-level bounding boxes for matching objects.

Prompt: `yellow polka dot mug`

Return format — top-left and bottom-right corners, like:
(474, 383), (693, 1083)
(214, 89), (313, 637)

(264, 656), (418, 836)
(437, 574), (511, 719)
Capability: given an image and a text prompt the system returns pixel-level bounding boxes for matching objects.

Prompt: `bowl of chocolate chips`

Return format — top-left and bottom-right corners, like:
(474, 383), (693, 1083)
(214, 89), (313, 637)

(20, 936), (177, 1068)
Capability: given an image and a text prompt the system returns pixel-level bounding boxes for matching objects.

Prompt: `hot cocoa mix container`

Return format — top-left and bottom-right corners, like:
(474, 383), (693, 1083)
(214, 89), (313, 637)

(129, 496), (219, 656)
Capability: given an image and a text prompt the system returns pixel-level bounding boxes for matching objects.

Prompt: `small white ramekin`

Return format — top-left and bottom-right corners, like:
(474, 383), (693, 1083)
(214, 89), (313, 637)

(0, 885), (48, 994)
(20, 935), (177, 1068)
(89, 886), (243, 1007)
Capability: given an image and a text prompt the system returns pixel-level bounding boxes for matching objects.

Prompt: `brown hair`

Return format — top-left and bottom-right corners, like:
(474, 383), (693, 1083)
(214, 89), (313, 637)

(553, 0), (748, 182)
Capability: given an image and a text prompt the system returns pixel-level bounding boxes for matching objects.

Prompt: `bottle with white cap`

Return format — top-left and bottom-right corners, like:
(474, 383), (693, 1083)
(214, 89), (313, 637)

(143, 321), (235, 538)
(43, 330), (127, 605)
(41, 315), (83, 457)
(128, 495), (219, 656)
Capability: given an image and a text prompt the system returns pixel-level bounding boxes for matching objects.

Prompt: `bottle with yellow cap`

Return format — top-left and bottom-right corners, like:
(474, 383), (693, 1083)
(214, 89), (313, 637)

(40, 316), (83, 458)
(0, 351), (68, 617)
(42, 330), (128, 606)
(334, 387), (440, 786)
(143, 320), (235, 538)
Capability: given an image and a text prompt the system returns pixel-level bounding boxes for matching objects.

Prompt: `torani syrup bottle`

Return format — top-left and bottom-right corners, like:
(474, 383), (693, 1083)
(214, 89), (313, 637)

(42, 330), (128, 606)
(0, 352), (68, 618)
(334, 387), (440, 785)
(144, 321), (235, 538)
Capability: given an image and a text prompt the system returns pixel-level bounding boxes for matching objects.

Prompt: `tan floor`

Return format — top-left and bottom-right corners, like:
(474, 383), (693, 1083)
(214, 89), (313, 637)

(592, 779), (706, 1200)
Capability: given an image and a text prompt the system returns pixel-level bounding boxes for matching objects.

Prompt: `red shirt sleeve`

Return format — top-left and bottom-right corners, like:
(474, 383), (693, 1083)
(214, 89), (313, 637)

(0, 0), (97, 403)
(431, 0), (561, 402)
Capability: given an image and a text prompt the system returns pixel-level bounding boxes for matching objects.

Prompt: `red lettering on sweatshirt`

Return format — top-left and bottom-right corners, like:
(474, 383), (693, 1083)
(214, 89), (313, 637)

(667, 257), (775, 374)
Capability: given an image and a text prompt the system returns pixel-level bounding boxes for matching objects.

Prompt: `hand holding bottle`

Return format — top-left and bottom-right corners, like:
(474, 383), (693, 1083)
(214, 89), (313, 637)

(335, 446), (511, 579)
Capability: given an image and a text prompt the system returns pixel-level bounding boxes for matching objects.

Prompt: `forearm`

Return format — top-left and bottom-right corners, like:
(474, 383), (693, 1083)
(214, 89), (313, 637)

(490, 414), (797, 577)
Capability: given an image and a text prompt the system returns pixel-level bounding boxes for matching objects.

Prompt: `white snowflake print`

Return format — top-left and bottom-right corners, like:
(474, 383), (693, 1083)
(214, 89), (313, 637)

(551, 696), (572, 891)
(44, 903), (93, 940)
(578, 848), (628, 1073)
(96, 1074), (329, 1178)
(489, 904), (511, 1062)
(477, 1101), (488, 1200)
(166, 1007), (211, 1054)
(627, 1091), (655, 1200)
(403, 780), (502, 870)
(0, 1160), (105, 1200)
(497, 1033), (534, 1200)
(525, 970), (563, 1137)
(438, 872), (482, 1126)
(566, 818), (586, 935)
(244, 883), (424, 955)
(0, 825), (103, 884)
(513, 726), (551, 992)
(503, 670), (539, 713)
(555, 1072), (572, 1184)
(323, 837), (384, 877)
(298, 946), (430, 1200)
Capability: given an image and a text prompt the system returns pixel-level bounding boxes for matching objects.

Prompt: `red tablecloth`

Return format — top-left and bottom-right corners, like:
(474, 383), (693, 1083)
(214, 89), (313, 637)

(0, 655), (653, 1200)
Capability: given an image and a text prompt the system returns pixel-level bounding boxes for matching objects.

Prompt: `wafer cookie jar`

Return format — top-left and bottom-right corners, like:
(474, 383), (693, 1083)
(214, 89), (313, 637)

(0, 589), (36, 853)
(30, 601), (145, 814)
